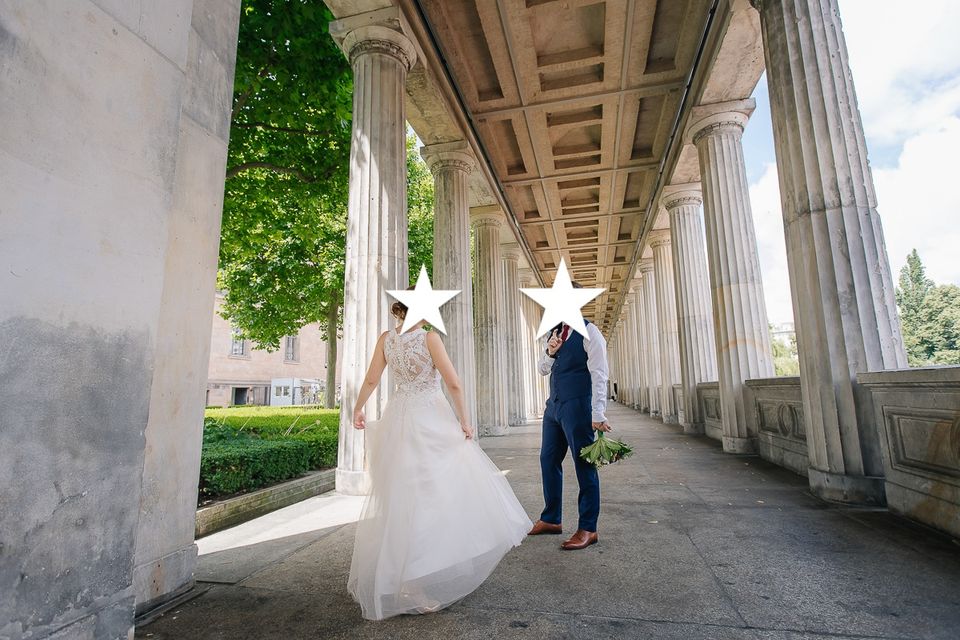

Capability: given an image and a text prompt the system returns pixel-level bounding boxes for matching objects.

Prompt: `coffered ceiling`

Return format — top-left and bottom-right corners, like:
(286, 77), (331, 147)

(416, 0), (714, 331)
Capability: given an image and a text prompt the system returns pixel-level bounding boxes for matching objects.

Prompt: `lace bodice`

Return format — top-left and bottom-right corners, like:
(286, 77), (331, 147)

(384, 328), (442, 396)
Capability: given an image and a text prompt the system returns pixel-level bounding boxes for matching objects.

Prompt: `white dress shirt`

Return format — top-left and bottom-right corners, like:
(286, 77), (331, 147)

(537, 323), (609, 423)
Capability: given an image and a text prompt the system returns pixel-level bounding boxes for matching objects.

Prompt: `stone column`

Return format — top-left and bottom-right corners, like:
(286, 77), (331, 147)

(629, 284), (648, 411)
(519, 269), (539, 419)
(752, 0), (908, 503)
(421, 141), (477, 428)
(502, 243), (527, 425)
(650, 230), (682, 423)
(689, 103), (776, 453)
(639, 260), (662, 416)
(663, 185), (718, 434)
(472, 208), (510, 435)
(335, 23), (416, 494)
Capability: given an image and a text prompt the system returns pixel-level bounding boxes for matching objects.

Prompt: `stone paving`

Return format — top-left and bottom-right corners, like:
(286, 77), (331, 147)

(138, 402), (960, 640)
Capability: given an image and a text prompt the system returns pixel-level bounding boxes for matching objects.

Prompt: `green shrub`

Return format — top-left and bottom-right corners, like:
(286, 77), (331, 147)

(199, 439), (312, 498)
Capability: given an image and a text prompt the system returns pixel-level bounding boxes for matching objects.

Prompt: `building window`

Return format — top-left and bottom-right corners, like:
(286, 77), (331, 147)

(230, 329), (247, 357)
(284, 335), (299, 363)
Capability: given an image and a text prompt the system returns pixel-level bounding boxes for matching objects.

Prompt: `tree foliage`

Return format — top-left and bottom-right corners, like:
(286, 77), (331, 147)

(218, 1), (435, 353)
(896, 249), (960, 366)
(770, 327), (800, 377)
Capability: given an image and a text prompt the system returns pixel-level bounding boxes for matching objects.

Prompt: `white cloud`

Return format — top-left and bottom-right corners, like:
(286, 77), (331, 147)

(874, 117), (960, 285)
(839, 0), (960, 149)
(748, 163), (794, 326)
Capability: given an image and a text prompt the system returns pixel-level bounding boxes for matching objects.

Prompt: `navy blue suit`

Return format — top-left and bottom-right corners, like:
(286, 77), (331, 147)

(540, 323), (601, 532)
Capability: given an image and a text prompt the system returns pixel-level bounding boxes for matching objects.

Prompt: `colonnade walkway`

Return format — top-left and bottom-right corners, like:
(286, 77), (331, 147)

(138, 403), (960, 640)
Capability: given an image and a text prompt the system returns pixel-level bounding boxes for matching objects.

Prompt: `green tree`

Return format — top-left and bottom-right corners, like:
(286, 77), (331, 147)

(407, 135), (435, 277)
(770, 325), (800, 377)
(218, 0), (435, 409)
(895, 250), (960, 366)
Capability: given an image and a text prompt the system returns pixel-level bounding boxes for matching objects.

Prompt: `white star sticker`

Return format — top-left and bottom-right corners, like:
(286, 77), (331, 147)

(521, 258), (605, 340)
(387, 265), (460, 335)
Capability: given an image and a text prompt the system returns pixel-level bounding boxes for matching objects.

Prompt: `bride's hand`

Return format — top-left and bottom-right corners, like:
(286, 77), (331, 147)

(353, 408), (365, 430)
(460, 422), (475, 440)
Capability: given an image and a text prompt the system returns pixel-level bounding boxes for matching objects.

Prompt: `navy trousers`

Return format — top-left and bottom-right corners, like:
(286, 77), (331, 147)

(539, 395), (600, 532)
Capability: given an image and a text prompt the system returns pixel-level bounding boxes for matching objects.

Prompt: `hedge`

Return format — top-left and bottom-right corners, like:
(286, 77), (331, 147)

(199, 439), (313, 498)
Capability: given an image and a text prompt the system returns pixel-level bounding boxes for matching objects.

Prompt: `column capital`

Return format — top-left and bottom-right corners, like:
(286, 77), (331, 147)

(648, 229), (672, 248)
(686, 99), (755, 145)
(470, 206), (504, 228)
(501, 242), (523, 262)
(661, 183), (702, 211)
(518, 267), (536, 286)
(420, 140), (474, 175)
(638, 258), (655, 274)
(331, 8), (418, 72)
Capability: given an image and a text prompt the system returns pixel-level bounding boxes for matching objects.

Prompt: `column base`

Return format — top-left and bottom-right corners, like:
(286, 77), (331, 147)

(482, 424), (509, 437)
(722, 436), (756, 454)
(336, 467), (370, 496)
(683, 421), (704, 435)
(662, 413), (679, 425)
(807, 468), (887, 506)
(133, 544), (197, 616)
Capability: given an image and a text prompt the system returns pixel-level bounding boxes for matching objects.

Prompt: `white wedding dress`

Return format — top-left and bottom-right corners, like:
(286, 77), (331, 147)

(347, 327), (532, 621)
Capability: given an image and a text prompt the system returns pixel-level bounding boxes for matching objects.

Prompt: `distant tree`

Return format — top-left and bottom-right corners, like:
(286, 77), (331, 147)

(217, 2), (435, 408)
(895, 249), (960, 366)
(407, 135), (435, 278)
(770, 326), (800, 377)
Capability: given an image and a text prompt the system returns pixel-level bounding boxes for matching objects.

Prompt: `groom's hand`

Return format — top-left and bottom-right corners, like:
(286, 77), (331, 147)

(592, 421), (611, 432)
(546, 329), (563, 356)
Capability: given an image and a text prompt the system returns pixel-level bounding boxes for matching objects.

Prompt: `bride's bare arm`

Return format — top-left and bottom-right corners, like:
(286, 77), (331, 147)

(352, 331), (388, 429)
(425, 331), (474, 438)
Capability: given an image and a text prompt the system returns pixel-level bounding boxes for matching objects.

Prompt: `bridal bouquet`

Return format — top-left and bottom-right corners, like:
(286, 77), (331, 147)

(579, 432), (633, 469)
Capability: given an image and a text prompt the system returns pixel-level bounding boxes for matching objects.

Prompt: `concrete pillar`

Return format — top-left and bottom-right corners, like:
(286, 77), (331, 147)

(334, 20), (416, 494)
(752, 0), (908, 503)
(421, 141), (477, 428)
(0, 1), (240, 635)
(628, 285), (647, 411)
(689, 102), (776, 453)
(502, 243), (527, 425)
(639, 260), (662, 416)
(471, 208), (510, 435)
(650, 230), (682, 423)
(663, 185), (719, 434)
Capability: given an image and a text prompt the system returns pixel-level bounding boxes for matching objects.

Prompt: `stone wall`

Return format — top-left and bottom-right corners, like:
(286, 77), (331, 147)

(0, 1), (240, 637)
(744, 377), (807, 476)
(696, 382), (723, 442)
(860, 367), (960, 538)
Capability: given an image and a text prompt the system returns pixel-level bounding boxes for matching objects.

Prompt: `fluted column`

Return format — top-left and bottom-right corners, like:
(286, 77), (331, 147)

(629, 284), (648, 411)
(650, 230), (682, 423)
(689, 103), (776, 453)
(753, 0), (907, 503)
(628, 298), (642, 408)
(335, 24), (416, 495)
(663, 185), (718, 434)
(471, 209), (509, 436)
(501, 243), (526, 425)
(639, 260), (661, 416)
(519, 269), (541, 419)
(624, 303), (637, 407)
(421, 142), (477, 429)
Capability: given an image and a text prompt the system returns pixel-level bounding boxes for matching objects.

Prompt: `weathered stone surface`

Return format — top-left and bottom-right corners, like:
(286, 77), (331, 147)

(422, 141), (478, 428)
(501, 243), (527, 426)
(471, 208), (509, 436)
(755, 0), (908, 504)
(663, 185), (718, 435)
(650, 231), (682, 424)
(639, 260), (662, 417)
(745, 377), (808, 477)
(689, 102), (776, 455)
(860, 367), (960, 538)
(333, 18), (417, 494)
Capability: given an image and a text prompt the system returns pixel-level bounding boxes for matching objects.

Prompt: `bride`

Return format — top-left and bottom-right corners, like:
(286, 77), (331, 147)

(347, 297), (532, 620)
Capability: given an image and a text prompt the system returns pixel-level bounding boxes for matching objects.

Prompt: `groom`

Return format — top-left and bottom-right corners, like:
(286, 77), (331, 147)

(528, 291), (610, 550)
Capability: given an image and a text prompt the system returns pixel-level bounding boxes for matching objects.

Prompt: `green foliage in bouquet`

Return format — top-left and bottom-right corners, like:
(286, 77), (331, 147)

(579, 432), (634, 469)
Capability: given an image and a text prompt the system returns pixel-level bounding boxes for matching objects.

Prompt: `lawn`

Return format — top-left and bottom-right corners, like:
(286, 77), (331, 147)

(199, 405), (341, 502)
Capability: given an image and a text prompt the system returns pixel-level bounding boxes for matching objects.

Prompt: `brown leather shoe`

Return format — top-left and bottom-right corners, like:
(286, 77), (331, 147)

(560, 529), (598, 550)
(528, 520), (563, 535)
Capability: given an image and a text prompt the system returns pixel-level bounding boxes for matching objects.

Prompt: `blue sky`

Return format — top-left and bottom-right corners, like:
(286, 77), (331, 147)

(739, 0), (960, 324)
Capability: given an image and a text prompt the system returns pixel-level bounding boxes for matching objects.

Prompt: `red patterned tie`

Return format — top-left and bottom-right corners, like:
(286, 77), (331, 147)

(560, 324), (570, 342)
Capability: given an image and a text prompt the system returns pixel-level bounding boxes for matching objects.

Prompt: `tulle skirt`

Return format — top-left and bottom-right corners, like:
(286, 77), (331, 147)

(347, 388), (532, 620)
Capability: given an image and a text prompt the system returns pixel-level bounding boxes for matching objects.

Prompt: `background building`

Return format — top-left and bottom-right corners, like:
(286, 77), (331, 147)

(206, 293), (341, 407)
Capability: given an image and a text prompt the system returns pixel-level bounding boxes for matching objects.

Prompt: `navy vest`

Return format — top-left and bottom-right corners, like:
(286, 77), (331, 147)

(549, 322), (593, 403)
